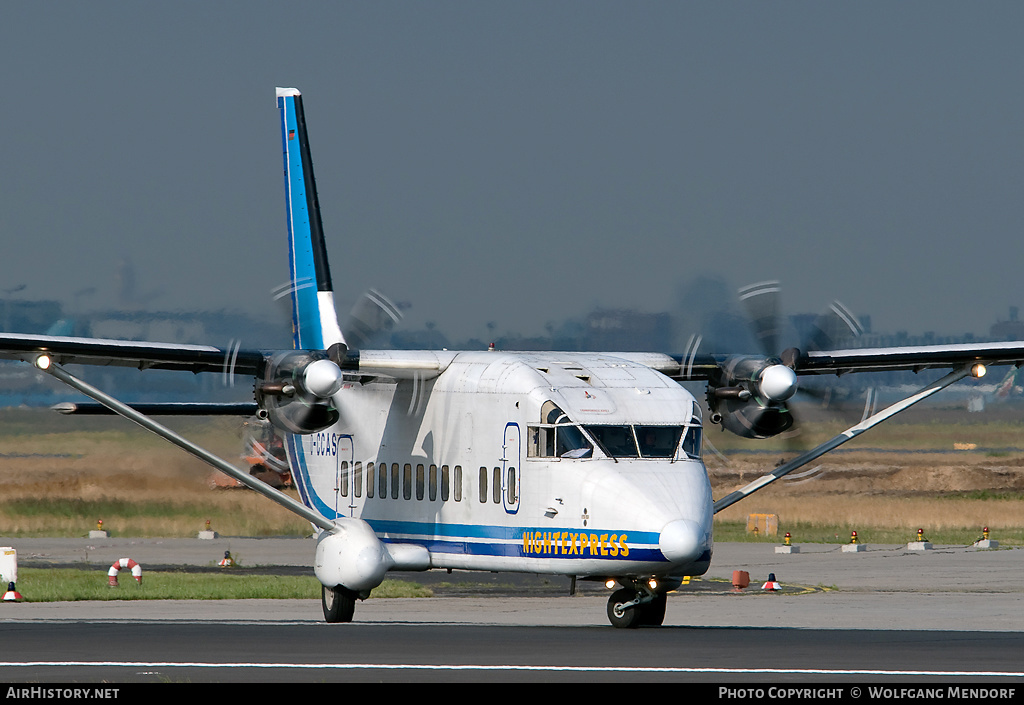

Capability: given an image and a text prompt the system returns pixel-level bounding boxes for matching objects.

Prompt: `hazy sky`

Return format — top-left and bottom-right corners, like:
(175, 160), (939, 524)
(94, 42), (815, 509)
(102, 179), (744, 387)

(3, 2), (1024, 346)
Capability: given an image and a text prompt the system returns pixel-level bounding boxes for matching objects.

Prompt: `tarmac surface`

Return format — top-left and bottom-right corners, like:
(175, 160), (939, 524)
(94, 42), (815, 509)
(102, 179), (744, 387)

(3, 536), (1022, 632)
(3, 537), (1023, 683)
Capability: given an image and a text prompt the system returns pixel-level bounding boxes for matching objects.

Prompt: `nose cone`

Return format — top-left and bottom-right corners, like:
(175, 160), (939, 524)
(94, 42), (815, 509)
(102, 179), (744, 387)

(659, 519), (706, 565)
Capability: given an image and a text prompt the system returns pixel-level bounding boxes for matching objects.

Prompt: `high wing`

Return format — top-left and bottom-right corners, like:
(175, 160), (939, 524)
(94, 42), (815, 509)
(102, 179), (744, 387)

(0, 332), (264, 375)
(798, 342), (1024, 375)
(614, 342), (1024, 380)
(4, 333), (1021, 380)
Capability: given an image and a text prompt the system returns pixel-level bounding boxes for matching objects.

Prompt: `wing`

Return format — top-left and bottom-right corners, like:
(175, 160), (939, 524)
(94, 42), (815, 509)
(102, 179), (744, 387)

(0, 332), (264, 374)
(613, 341), (1024, 380)
(797, 341), (1024, 375)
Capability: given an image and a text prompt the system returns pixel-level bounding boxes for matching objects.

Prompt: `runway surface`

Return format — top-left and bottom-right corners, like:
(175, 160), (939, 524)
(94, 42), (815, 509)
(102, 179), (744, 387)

(2, 538), (1022, 683)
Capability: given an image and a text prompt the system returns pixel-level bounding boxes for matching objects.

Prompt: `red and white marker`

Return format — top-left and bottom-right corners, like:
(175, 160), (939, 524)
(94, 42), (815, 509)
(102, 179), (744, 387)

(108, 558), (142, 586)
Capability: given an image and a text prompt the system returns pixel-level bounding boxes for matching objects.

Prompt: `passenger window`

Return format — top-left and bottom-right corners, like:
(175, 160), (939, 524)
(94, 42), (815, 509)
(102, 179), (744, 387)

(404, 464), (413, 500)
(339, 461), (349, 497)
(391, 463), (400, 500)
(507, 467), (517, 504)
(454, 465), (462, 502)
(416, 464), (425, 501)
(366, 462), (375, 498)
(354, 462), (362, 498)
(441, 465), (450, 501)
(429, 464), (438, 501)
(492, 467), (501, 504)
(479, 466), (488, 503)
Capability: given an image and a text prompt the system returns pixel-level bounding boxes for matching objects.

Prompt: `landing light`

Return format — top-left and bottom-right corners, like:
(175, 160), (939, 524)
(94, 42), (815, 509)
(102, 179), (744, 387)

(648, 579), (658, 591)
(971, 363), (987, 378)
(604, 579), (616, 590)
(34, 354), (51, 370)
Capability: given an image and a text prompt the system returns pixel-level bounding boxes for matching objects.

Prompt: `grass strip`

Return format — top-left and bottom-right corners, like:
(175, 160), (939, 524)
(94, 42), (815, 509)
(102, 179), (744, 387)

(713, 520), (1023, 545)
(11, 568), (433, 602)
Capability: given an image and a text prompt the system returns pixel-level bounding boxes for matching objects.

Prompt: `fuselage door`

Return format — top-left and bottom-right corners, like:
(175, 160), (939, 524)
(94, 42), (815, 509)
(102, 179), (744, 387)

(502, 422), (521, 515)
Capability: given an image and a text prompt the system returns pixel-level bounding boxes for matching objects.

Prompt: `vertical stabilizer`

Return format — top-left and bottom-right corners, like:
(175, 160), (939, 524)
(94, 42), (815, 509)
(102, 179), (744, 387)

(277, 87), (346, 351)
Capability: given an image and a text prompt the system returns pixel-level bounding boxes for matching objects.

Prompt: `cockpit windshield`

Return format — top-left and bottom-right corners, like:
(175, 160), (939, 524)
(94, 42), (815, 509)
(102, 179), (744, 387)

(584, 425), (685, 459)
(583, 421), (701, 460)
(585, 425), (639, 457)
(529, 402), (703, 461)
(636, 426), (685, 458)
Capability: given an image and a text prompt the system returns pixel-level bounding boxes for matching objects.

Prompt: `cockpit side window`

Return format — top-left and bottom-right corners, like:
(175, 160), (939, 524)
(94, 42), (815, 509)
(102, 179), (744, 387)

(528, 402), (594, 459)
(681, 414), (703, 460)
(555, 424), (592, 458)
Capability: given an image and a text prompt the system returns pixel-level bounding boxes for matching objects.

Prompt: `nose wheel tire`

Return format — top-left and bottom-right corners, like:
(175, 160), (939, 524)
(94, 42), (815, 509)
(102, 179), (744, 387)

(322, 584), (357, 623)
(607, 588), (667, 628)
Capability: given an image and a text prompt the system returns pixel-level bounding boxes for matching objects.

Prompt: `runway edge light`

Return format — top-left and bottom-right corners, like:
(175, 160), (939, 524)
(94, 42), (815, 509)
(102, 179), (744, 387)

(199, 519), (218, 540)
(908, 528), (933, 551)
(775, 532), (800, 554)
(974, 526), (999, 549)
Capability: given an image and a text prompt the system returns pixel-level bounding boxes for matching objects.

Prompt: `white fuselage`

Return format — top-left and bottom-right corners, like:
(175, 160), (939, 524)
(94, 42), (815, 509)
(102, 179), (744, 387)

(287, 351), (714, 581)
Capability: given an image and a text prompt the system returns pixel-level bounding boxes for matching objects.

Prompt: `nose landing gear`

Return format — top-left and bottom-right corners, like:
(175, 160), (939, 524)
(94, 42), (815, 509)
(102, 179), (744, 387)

(606, 581), (668, 628)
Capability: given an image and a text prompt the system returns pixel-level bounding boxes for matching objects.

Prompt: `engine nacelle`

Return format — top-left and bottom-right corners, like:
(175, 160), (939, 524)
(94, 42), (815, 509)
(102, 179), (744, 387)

(708, 355), (799, 440)
(314, 519), (431, 594)
(256, 351), (344, 434)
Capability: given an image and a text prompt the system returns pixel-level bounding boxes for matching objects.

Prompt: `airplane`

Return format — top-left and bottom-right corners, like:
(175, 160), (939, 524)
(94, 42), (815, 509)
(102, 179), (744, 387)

(3, 86), (1024, 628)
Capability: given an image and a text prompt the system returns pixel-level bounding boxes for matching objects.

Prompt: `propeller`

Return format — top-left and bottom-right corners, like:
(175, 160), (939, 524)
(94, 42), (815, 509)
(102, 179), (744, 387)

(254, 286), (407, 435)
(692, 280), (872, 440)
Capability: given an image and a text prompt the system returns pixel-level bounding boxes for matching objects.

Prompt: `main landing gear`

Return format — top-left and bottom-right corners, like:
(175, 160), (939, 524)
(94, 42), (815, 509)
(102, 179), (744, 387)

(606, 581), (668, 629)
(322, 584), (359, 623)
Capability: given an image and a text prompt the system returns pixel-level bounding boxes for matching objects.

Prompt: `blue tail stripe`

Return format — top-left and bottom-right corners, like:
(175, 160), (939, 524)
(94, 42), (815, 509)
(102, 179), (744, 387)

(278, 93), (324, 350)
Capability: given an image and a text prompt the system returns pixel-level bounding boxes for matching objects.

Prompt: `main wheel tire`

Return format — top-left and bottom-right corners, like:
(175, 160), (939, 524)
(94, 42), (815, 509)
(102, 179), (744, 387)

(637, 592), (667, 626)
(606, 588), (642, 629)
(322, 584), (356, 623)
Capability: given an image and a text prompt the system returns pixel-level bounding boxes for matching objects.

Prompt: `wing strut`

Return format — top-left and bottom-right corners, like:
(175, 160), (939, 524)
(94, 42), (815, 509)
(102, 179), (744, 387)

(713, 365), (974, 514)
(35, 357), (336, 532)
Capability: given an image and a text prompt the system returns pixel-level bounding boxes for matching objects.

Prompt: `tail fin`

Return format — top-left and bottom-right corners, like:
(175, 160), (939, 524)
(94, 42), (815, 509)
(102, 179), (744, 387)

(277, 87), (345, 351)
